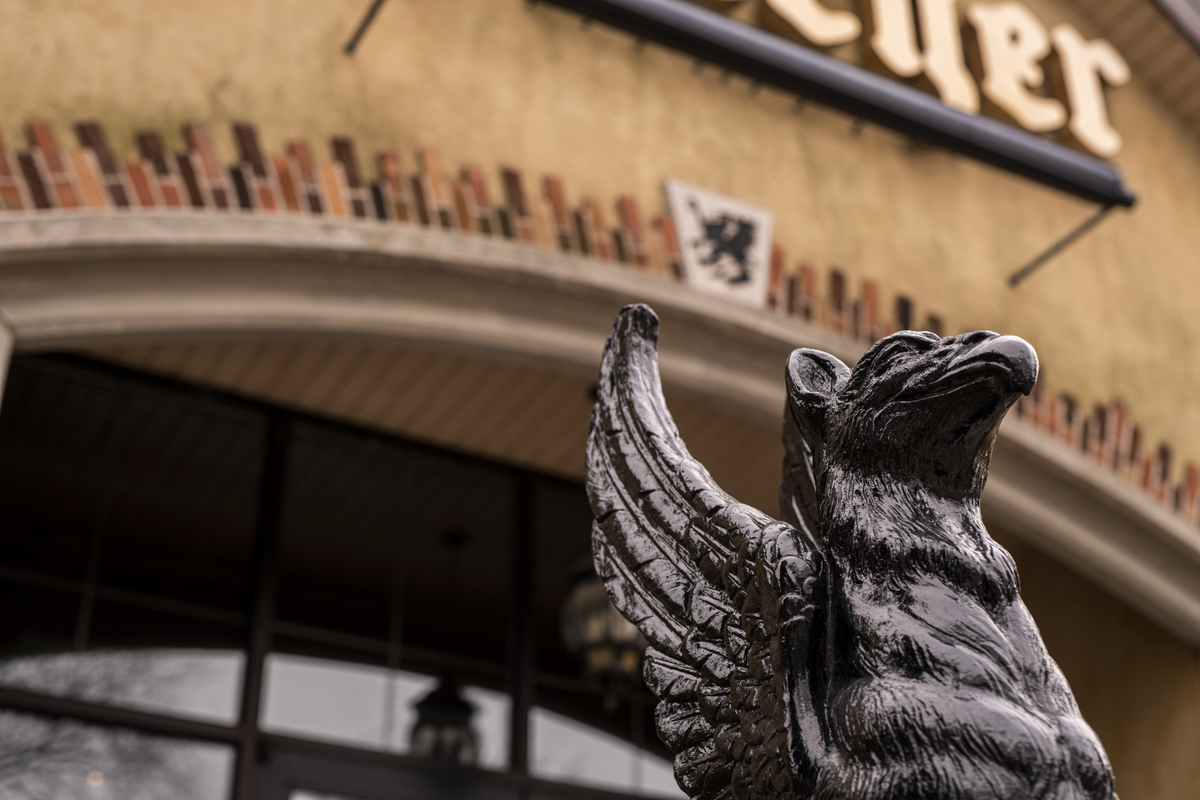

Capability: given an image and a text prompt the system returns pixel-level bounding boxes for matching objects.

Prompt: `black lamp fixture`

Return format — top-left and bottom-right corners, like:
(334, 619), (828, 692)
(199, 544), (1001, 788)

(560, 562), (647, 710)
(409, 676), (478, 766)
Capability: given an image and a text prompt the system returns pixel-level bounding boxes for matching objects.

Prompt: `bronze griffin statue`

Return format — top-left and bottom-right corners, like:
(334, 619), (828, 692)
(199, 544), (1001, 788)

(585, 305), (1115, 800)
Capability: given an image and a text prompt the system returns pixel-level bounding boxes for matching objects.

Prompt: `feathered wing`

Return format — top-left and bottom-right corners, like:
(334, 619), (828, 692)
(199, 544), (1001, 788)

(585, 305), (828, 800)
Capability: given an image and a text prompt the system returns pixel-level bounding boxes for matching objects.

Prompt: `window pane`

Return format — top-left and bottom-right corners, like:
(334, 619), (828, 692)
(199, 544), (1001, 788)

(0, 578), (244, 724)
(0, 364), (107, 581)
(275, 422), (511, 673)
(529, 479), (680, 797)
(0, 709), (234, 800)
(0, 578), (79, 654)
(0, 648), (243, 725)
(0, 358), (265, 611)
(262, 653), (510, 770)
(531, 707), (683, 798)
(532, 481), (594, 677)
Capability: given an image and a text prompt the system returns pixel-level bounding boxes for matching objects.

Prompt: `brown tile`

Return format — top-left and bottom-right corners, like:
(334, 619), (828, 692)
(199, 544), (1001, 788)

(331, 137), (362, 188)
(136, 131), (171, 176)
(419, 149), (449, 208)
(462, 166), (494, 234)
(228, 164), (255, 210)
(410, 174), (431, 226)
(287, 142), (323, 214)
(0, 137), (26, 211)
(126, 161), (160, 208)
(176, 152), (206, 208)
(658, 213), (681, 268)
(369, 182), (390, 221)
(26, 122), (66, 175)
(377, 151), (403, 194)
(584, 200), (610, 260)
(183, 122), (230, 209)
(287, 140), (318, 185)
(376, 151), (411, 222)
(17, 151), (53, 209)
(273, 155), (301, 212)
(74, 121), (120, 175)
(616, 196), (647, 266)
(453, 180), (476, 233)
(501, 167), (533, 241)
(233, 122), (267, 177)
(70, 149), (108, 210)
(532, 199), (555, 248)
(572, 209), (593, 256)
(320, 162), (348, 217)
(768, 244), (784, 309)
(27, 124), (81, 209)
(183, 122), (225, 182)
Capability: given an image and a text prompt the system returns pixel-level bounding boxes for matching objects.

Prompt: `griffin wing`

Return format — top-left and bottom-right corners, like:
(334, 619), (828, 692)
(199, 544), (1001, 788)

(585, 305), (828, 800)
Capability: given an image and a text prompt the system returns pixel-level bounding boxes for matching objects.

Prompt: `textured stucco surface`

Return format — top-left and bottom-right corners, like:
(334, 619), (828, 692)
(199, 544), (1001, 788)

(1, 0), (1197, 470)
(0, 0), (1195, 467)
(0, 1), (1198, 797)
(999, 529), (1200, 800)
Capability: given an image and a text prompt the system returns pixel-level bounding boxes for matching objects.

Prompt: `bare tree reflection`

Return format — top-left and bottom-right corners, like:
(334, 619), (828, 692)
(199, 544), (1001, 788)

(0, 649), (241, 722)
(0, 650), (237, 800)
(0, 710), (231, 800)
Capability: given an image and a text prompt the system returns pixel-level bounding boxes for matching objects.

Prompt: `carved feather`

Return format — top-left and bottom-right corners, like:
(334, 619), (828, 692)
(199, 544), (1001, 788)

(586, 304), (828, 799)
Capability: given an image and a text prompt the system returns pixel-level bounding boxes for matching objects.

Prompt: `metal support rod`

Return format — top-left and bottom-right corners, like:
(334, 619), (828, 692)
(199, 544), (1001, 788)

(1008, 202), (1116, 287)
(507, 475), (536, 780)
(233, 412), (292, 800)
(344, 0), (388, 55)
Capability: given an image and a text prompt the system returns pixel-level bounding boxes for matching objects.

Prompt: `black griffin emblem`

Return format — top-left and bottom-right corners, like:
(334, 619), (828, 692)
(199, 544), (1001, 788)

(689, 199), (757, 285)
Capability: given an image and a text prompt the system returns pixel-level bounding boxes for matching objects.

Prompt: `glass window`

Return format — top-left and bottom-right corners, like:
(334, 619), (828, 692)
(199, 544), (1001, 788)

(270, 423), (514, 771)
(262, 653), (510, 770)
(529, 479), (680, 797)
(0, 359), (255, 724)
(0, 709), (234, 800)
(0, 355), (687, 799)
(276, 423), (513, 667)
(0, 359), (264, 610)
(531, 706), (682, 798)
(0, 647), (242, 724)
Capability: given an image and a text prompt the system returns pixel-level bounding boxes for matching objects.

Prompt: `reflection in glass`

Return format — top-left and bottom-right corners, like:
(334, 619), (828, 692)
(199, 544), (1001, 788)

(0, 709), (234, 800)
(0, 648), (243, 724)
(262, 654), (510, 770)
(532, 706), (684, 799)
(410, 677), (478, 765)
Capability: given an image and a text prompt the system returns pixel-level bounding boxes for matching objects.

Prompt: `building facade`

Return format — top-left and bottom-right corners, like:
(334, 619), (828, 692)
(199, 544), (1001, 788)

(0, 0), (1199, 798)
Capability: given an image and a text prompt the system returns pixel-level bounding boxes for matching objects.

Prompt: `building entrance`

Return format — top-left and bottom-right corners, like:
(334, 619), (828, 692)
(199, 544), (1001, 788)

(0, 353), (680, 800)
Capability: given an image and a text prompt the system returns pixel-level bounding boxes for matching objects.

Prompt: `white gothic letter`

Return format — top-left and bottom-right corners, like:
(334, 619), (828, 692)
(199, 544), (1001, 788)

(1051, 24), (1130, 157)
(968, 2), (1066, 131)
(764, 0), (862, 47)
(868, 0), (979, 113)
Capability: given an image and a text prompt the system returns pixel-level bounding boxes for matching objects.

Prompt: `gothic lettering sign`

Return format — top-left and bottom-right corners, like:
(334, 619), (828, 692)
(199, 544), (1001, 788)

(663, 179), (775, 308)
(688, 0), (1129, 157)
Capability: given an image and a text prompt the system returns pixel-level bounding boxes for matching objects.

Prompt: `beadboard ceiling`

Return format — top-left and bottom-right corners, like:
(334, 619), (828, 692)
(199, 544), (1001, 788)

(85, 337), (786, 516)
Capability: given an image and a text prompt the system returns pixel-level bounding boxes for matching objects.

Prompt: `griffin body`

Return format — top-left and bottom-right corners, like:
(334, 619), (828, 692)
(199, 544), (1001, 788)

(585, 305), (1114, 800)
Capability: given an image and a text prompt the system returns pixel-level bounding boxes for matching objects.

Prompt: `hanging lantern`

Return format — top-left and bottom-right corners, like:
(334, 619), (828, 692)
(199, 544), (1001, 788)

(409, 677), (478, 766)
(560, 563), (647, 708)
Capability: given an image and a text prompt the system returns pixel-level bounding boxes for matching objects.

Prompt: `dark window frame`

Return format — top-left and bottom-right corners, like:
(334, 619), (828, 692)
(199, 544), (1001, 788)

(0, 353), (663, 800)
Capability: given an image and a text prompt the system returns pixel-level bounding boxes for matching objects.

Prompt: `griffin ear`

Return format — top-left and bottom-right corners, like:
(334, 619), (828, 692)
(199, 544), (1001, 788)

(786, 349), (851, 438)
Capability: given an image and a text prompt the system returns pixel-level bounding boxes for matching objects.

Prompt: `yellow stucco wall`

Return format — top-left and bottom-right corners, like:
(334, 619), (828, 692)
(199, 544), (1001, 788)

(2, 2), (1199, 796)
(0, 0), (1194, 474)
(999, 529), (1200, 800)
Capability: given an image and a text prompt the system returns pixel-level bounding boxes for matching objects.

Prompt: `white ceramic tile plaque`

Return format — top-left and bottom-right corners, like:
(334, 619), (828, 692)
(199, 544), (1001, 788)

(664, 179), (775, 309)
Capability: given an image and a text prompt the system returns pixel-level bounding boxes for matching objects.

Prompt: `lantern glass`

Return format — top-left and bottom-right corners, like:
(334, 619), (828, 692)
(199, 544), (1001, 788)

(409, 679), (479, 766)
(560, 569), (647, 687)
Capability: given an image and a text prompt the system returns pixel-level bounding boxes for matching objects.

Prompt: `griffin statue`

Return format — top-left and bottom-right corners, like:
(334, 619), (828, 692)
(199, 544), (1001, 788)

(585, 304), (1115, 800)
